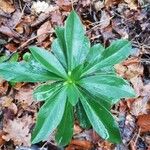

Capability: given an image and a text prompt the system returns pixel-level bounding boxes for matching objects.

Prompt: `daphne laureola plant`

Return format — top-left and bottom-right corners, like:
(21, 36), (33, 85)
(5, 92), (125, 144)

(0, 11), (135, 146)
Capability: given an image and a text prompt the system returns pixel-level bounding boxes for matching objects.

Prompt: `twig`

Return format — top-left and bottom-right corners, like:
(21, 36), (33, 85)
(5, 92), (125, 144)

(133, 128), (141, 148)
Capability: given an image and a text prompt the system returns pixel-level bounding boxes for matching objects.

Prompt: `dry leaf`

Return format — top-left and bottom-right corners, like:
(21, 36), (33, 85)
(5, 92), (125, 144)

(130, 97), (149, 116)
(130, 76), (144, 97)
(37, 21), (52, 43)
(0, 25), (19, 38)
(51, 10), (63, 26)
(56, 0), (72, 11)
(137, 114), (150, 133)
(125, 63), (143, 80)
(2, 115), (33, 146)
(0, 0), (15, 13)
(100, 11), (111, 29)
(66, 139), (93, 150)
(15, 84), (35, 106)
(105, 0), (122, 7)
(5, 43), (17, 52)
(124, 0), (138, 10)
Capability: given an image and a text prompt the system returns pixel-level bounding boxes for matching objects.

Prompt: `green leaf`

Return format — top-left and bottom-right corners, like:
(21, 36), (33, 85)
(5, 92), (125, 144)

(9, 53), (19, 62)
(79, 74), (135, 100)
(79, 87), (112, 109)
(29, 46), (67, 79)
(76, 101), (91, 129)
(84, 39), (132, 75)
(31, 88), (67, 144)
(33, 82), (63, 101)
(65, 11), (86, 70)
(55, 27), (67, 60)
(0, 61), (61, 82)
(80, 96), (122, 143)
(86, 43), (105, 63)
(52, 39), (67, 68)
(53, 26), (68, 68)
(55, 101), (73, 146)
(67, 84), (79, 106)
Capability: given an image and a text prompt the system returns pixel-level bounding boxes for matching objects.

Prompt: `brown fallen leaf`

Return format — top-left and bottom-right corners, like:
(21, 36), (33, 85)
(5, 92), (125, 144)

(130, 97), (149, 116)
(51, 10), (63, 26)
(15, 84), (35, 106)
(0, 0), (15, 13)
(37, 21), (52, 43)
(137, 114), (150, 133)
(56, 0), (72, 11)
(2, 115), (33, 146)
(5, 43), (17, 52)
(66, 139), (93, 150)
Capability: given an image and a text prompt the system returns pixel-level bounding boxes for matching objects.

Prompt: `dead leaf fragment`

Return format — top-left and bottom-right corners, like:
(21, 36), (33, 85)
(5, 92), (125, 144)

(2, 116), (33, 146)
(0, 0), (15, 13)
(0, 26), (20, 38)
(37, 21), (52, 43)
(124, 0), (138, 10)
(0, 130), (5, 146)
(105, 0), (122, 7)
(56, 0), (72, 11)
(130, 97), (149, 116)
(66, 139), (93, 150)
(15, 84), (35, 106)
(100, 11), (111, 29)
(137, 114), (150, 133)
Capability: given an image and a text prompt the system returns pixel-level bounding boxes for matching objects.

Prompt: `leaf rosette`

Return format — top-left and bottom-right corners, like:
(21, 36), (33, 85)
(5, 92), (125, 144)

(0, 11), (135, 146)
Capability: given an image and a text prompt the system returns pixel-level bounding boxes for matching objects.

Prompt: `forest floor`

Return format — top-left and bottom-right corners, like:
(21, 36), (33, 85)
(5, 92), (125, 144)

(0, 0), (150, 150)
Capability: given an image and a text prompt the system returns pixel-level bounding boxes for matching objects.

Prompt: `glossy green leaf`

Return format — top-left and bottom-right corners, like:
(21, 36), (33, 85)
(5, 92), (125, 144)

(33, 82), (63, 101)
(79, 87), (112, 109)
(55, 101), (73, 146)
(0, 61), (61, 82)
(32, 88), (67, 144)
(76, 101), (91, 129)
(67, 84), (79, 106)
(29, 46), (67, 78)
(86, 43), (105, 63)
(84, 39), (132, 75)
(79, 74), (135, 100)
(52, 39), (67, 68)
(65, 11), (85, 70)
(55, 27), (67, 60)
(80, 96), (121, 143)
(53, 26), (67, 68)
